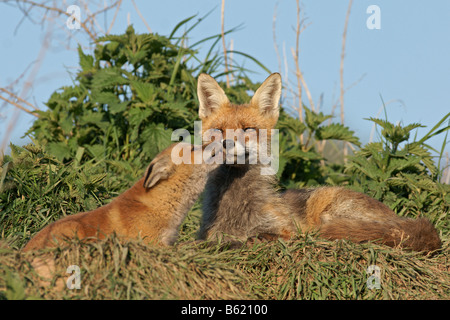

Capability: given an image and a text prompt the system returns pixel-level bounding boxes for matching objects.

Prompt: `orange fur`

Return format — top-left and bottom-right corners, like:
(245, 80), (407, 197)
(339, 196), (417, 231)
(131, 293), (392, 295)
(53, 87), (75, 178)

(23, 143), (216, 251)
(198, 73), (441, 254)
(284, 187), (441, 253)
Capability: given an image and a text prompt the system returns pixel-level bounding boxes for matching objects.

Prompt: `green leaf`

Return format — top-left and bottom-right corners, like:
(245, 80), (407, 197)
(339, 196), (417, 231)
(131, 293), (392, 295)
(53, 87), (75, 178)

(130, 80), (157, 104)
(277, 117), (307, 137)
(416, 112), (450, 145)
(226, 50), (271, 74)
(304, 106), (332, 132)
(5, 271), (26, 300)
(85, 144), (105, 159)
(141, 123), (173, 158)
(282, 148), (322, 161)
(78, 45), (94, 71)
(109, 101), (129, 114)
(60, 114), (74, 134)
(91, 68), (129, 91)
(315, 123), (360, 146)
(168, 14), (197, 40)
(47, 142), (71, 161)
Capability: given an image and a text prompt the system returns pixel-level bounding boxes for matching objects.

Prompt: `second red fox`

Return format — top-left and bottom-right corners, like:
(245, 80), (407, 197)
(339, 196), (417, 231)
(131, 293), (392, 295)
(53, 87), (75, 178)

(197, 72), (441, 253)
(23, 143), (218, 251)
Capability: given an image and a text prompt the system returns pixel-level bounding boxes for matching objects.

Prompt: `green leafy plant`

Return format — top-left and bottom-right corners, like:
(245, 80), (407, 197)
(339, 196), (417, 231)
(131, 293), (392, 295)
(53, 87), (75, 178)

(26, 19), (265, 179)
(345, 113), (450, 230)
(28, 26), (197, 174)
(0, 143), (122, 248)
(277, 105), (360, 187)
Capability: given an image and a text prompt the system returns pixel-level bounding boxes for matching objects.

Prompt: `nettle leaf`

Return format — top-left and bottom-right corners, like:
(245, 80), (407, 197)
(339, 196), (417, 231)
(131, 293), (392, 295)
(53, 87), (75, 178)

(128, 107), (154, 141)
(365, 117), (392, 131)
(78, 45), (94, 71)
(130, 80), (157, 104)
(90, 91), (129, 114)
(85, 144), (105, 159)
(386, 157), (420, 175)
(357, 142), (383, 158)
(282, 148), (322, 161)
(157, 101), (191, 121)
(91, 68), (129, 91)
(47, 142), (71, 161)
(90, 91), (118, 105)
(315, 123), (360, 146)
(124, 48), (148, 66)
(108, 101), (129, 114)
(400, 172), (436, 191)
(346, 155), (388, 181)
(406, 143), (437, 174)
(277, 116), (307, 137)
(79, 112), (104, 127)
(141, 123), (173, 158)
(60, 114), (74, 134)
(304, 106), (332, 131)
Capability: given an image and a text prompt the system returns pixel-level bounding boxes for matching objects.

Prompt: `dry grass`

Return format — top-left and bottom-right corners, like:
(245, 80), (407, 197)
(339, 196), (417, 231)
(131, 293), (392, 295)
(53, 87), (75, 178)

(1, 208), (448, 300)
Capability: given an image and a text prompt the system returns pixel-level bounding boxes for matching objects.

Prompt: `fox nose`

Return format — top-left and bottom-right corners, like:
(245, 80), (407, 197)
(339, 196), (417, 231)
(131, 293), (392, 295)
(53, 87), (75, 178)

(222, 139), (234, 149)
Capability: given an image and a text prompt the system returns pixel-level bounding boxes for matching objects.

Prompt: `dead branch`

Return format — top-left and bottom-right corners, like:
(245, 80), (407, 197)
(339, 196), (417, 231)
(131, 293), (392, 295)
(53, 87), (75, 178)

(221, 0), (230, 88)
(107, 0), (123, 34)
(293, 0), (303, 124)
(0, 95), (39, 118)
(340, 0), (353, 126)
(273, 1), (282, 74)
(11, 0), (97, 41)
(131, 0), (152, 33)
(339, 0), (354, 162)
(0, 88), (39, 111)
(0, 16), (53, 152)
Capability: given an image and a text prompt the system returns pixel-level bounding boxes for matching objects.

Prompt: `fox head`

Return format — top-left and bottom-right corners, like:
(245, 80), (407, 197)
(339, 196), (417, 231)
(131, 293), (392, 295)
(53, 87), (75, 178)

(197, 73), (282, 166)
(143, 142), (218, 189)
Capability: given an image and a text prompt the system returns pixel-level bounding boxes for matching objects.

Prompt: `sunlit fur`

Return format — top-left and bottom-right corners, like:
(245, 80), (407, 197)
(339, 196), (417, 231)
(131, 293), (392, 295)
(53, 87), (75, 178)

(197, 73), (441, 254)
(23, 143), (217, 251)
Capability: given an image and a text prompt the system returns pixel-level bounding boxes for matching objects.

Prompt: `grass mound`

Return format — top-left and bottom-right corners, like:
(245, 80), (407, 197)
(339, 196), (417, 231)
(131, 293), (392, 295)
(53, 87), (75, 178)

(1, 212), (448, 300)
(0, 236), (254, 300)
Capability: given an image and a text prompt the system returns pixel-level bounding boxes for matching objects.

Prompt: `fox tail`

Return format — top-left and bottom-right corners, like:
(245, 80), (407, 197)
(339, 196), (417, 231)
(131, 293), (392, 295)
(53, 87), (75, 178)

(319, 217), (441, 254)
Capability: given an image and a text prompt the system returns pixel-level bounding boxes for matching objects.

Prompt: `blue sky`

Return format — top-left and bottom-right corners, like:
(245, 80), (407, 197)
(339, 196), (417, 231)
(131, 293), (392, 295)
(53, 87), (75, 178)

(1, 0), (449, 162)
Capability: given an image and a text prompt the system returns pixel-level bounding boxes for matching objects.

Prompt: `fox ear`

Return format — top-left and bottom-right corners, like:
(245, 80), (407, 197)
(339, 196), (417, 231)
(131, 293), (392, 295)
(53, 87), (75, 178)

(143, 158), (173, 189)
(197, 73), (229, 119)
(250, 73), (282, 118)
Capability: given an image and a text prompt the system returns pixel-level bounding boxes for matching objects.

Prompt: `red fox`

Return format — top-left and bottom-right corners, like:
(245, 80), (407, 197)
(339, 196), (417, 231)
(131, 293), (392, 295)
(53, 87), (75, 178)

(23, 142), (217, 251)
(196, 72), (441, 253)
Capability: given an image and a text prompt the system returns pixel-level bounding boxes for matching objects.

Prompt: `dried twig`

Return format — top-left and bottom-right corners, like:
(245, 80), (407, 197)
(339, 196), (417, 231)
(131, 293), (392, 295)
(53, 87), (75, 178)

(293, 0), (303, 125)
(229, 38), (234, 85)
(131, 0), (152, 33)
(12, 0), (97, 41)
(1, 0), (124, 156)
(80, 0), (105, 35)
(340, 0), (353, 125)
(443, 153), (450, 184)
(1, 17), (53, 152)
(0, 88), (39, 111)
(221, 0), (230, 88)
(107, 0), (123, 34)
(291, 0), (313, 146)
(0, 95), (39, 118)
(273, 1), (282, 74)
(340, 0), (354, 161)
(282, 42), (290, 106)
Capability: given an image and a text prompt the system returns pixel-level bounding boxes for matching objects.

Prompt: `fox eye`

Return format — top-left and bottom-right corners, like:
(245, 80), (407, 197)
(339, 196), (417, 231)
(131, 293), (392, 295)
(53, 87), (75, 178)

(244, 127), (256, 132)
(213, 128), (223, 133)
